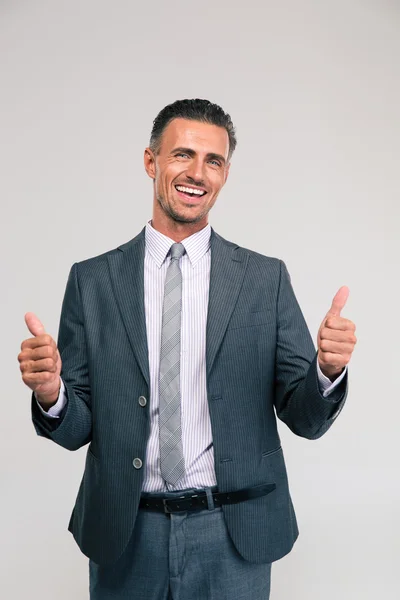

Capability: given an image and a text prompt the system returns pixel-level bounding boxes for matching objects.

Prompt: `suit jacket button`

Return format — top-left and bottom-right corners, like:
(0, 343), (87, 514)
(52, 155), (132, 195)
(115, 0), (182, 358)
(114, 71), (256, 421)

(133, 458), (143, 469)
(138, 396), (147, 407)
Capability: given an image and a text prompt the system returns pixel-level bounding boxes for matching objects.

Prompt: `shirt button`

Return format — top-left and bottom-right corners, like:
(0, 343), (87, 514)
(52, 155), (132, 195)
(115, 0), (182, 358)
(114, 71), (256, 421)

(138, 396), (147, 407)
(133, 458), (143, 469)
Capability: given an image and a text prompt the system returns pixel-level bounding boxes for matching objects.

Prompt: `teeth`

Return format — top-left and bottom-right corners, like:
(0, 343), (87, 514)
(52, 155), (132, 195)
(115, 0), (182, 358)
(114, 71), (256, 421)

(175, 185), (205, 196)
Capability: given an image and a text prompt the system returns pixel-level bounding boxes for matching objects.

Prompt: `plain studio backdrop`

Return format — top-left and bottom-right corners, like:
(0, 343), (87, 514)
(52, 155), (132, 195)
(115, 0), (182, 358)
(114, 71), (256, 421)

(1, 0), (398, 598)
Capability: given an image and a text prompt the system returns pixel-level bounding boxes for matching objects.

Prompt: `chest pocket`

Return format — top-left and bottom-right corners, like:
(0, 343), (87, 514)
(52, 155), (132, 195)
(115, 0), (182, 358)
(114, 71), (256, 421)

(227, 309), (274, 330)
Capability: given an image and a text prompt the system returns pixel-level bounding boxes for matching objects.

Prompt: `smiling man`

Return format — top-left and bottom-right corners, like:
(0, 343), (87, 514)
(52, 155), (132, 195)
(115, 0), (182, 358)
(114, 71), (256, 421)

(20, 98), (356, 599)
(145, 111), (231, 238)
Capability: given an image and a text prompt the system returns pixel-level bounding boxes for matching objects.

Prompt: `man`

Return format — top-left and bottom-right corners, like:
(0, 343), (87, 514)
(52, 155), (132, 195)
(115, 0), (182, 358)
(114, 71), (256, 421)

(19, 98), (356, 599)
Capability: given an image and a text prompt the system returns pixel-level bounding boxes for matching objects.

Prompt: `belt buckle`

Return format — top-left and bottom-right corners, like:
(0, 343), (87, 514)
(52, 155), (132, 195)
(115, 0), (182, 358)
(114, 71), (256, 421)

(162, 493), (199, 514)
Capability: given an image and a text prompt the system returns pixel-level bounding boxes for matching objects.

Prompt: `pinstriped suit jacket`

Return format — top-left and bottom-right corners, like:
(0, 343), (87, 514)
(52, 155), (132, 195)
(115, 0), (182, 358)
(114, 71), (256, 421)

(31, 226), (348, 566)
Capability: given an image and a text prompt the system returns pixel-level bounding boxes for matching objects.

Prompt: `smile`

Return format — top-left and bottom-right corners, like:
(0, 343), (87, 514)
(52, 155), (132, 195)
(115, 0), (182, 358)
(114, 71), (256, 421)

(175, 185), (207, 198)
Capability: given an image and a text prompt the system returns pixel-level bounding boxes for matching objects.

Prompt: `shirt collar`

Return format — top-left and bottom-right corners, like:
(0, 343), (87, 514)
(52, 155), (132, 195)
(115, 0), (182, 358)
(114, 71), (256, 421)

(145, 219), (211, 268)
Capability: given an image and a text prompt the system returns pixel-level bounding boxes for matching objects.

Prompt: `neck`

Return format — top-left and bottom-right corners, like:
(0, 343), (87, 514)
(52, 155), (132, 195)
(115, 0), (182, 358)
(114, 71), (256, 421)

(151, 203), (209, 242)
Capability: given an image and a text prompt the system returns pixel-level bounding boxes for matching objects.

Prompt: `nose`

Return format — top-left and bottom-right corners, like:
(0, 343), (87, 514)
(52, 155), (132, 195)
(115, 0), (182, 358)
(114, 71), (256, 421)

(184, 157), (205, 186)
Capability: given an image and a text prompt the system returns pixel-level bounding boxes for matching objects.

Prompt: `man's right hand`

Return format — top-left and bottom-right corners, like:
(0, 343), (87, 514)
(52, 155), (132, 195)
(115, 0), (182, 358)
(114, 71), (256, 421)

(18, 312), (62, 410)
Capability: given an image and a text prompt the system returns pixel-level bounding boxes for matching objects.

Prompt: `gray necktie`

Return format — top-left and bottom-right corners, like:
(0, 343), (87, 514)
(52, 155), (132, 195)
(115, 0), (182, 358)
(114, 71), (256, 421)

(159, 242), (186, 486)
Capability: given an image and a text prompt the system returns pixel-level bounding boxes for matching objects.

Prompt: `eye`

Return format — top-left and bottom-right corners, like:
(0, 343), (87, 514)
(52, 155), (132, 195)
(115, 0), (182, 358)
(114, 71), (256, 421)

(176, 152), (189, 158)
(208, 159), (221, 166)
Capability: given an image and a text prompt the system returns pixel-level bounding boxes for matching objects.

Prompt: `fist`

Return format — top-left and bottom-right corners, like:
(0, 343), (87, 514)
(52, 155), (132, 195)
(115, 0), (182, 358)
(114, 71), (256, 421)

(317, 286), (357, 381)
(18, 312), (62, 405)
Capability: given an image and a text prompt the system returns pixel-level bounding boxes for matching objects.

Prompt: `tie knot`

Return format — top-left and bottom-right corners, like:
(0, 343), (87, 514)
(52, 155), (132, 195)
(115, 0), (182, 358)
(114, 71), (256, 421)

(169, 243), (185, 261)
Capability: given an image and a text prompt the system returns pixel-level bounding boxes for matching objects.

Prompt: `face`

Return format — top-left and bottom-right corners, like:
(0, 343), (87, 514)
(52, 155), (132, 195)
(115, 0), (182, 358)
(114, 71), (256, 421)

(144, 118), (230, 232)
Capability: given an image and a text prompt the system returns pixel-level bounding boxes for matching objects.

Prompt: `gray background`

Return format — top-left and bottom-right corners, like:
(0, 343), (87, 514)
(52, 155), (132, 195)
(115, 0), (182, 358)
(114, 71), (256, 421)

(1, 0), (399, 598)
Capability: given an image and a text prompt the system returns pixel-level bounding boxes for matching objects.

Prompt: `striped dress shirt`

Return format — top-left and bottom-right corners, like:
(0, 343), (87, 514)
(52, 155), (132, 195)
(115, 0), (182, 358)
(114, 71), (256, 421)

(37, 220), (347, 492)
(142, 220), (215, 491)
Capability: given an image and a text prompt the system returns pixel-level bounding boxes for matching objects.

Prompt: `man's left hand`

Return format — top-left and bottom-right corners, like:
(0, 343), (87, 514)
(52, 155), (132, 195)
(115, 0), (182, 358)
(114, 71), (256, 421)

(317, 286), (357, 382)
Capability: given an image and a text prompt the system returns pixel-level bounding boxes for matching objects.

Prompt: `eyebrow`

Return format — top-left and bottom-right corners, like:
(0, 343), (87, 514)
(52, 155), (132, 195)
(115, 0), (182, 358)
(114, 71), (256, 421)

(171, 147), (226, 165)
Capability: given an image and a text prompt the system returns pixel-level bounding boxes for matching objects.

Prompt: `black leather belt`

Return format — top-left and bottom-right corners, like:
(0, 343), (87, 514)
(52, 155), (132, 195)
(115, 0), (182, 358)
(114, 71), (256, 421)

(139, 482), (276, 514)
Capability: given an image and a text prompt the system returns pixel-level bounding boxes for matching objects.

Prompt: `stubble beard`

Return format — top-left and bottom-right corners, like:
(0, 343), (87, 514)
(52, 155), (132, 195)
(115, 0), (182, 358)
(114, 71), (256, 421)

(156, 192), (210, 225)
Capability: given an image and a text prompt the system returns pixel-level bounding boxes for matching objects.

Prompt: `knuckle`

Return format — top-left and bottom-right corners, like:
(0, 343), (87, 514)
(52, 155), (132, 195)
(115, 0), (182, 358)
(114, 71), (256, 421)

(45, 358), (54, 370)
(320, 339), (329, 351)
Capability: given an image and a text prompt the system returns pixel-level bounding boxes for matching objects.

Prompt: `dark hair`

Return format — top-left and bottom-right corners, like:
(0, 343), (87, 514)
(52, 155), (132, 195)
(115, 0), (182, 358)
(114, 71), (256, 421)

(149, 98), (237, 161)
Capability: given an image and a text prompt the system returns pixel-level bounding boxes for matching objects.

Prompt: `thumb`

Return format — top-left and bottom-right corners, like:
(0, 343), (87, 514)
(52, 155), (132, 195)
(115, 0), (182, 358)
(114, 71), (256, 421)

(327, 286), (350, 317)
(25, 312), (46, 337)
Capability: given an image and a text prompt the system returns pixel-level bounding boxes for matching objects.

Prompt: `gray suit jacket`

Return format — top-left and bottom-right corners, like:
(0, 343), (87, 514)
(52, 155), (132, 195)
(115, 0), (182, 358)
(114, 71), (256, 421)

(31, 226), (348, 566)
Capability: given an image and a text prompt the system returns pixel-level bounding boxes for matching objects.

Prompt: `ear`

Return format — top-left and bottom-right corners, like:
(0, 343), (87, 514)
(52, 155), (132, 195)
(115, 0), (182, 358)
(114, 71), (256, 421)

(144, 148), (156, 180)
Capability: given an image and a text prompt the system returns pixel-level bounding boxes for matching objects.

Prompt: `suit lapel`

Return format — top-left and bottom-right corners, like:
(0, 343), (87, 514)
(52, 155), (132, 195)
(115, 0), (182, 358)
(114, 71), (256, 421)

(206, 230), (249, 377)
(107, 227), (150, 387)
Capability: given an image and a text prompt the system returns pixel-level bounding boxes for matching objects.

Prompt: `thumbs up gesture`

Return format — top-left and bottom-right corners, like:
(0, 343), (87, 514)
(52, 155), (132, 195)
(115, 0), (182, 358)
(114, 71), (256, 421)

(18, 313), (62, 407)
(317, 286), (357, 381)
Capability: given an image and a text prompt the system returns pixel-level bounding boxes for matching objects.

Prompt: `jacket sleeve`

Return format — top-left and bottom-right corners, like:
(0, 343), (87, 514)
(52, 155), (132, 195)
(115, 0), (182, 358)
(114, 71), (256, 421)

(31, 262), (92, 450)
(273, 260), (348, 439)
